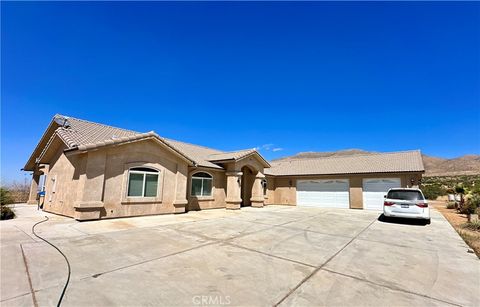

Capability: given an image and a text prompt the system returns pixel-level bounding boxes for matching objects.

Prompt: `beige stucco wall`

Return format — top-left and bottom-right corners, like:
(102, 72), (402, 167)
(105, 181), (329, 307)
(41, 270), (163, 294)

(187, 168), (226, 211)
(271, 172), (423, 209)
(264, 176), (275, 205)
(43, 144), (86, 217)
(99, 140), (189, 218)
(43, 139), (190, 220)
(38, 135), (423, 219)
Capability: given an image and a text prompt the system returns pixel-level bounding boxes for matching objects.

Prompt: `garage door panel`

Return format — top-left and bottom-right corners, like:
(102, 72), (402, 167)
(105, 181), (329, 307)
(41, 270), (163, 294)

(297, 180), (350, 209)
(363, 178), (401, 211)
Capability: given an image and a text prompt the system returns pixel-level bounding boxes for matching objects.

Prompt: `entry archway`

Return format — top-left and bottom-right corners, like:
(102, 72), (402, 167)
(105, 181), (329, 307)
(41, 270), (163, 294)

(241, 165), (256, 207)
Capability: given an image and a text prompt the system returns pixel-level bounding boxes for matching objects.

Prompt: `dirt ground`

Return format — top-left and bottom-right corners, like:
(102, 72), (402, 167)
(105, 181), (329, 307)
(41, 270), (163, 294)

(431, 200), (480, 258)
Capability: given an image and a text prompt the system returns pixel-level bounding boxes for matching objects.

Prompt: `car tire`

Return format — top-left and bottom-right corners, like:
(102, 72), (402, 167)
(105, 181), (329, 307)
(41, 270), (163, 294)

(425, 219), (431, 225)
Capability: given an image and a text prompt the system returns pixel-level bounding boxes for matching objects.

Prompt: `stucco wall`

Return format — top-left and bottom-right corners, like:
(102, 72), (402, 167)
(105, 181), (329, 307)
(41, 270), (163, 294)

(271, 172), (423, 209)
(43, 146), (86, 217)
(272, 177), (296, 206)
(264, 176), (275, 205)
(42, 139), (191, 219)
(100, 140), (189, 218)
(187, 168), (227, 211)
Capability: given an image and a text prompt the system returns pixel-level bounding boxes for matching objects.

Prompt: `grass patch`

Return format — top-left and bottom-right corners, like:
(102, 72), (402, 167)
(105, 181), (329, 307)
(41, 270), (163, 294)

(431, 201), (480, 258)
(457, 230), (480, 257)
(462, 220), (480, 232)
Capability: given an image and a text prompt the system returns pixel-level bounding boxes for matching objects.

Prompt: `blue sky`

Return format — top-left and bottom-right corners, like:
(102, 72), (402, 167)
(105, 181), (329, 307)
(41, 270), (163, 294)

(2, 2), (479, 183)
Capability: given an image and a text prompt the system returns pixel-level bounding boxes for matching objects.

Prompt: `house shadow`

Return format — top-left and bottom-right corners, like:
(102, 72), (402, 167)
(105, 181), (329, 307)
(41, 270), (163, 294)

(377, 214), (430, 226)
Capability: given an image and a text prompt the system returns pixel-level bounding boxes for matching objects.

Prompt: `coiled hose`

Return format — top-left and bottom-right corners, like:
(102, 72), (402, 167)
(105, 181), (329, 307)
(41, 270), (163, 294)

(32, 216), (71, 307)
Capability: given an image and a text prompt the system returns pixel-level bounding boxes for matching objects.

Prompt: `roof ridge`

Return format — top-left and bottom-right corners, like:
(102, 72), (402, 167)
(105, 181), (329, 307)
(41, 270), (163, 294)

(208, 148), (256, 156)
(162, 137), (224, 153)
(59, 114), (141, 134)
(271, 150), (422, 163)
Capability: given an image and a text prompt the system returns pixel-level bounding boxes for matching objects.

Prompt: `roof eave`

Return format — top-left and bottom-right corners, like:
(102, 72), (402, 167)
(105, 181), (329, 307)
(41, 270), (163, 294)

(65, 133), (196, 166)
(266, 170), (425, 177)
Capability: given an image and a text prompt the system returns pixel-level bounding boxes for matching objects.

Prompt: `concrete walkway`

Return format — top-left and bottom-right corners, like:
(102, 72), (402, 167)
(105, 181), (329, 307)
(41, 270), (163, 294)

(1, 204), (478, 306)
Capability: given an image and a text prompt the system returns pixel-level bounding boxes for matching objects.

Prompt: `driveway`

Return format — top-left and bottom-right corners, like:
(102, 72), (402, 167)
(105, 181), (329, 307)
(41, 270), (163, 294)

(1, 204), (478, 307)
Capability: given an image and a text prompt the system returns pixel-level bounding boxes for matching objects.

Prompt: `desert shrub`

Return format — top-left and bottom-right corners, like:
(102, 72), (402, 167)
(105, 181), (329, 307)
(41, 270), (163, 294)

(455, 184), (465, 195)
(463, 220), (480, 232)
(0, 188), (14, 205)
(459, 195), (479, 220)
(446, 201), (456, 209)
(422, 184), (446, 200)
(0, 205), (15, 220)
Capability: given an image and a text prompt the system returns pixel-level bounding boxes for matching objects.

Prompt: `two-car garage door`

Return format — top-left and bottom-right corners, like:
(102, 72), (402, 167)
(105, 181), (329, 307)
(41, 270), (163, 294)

(297, 178), (402, 210)
(297, 179), (350, 208)
(362, 178), (401, 210)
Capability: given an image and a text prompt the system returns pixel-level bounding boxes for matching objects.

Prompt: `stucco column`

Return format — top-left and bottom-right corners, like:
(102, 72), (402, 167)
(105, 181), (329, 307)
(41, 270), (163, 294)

(74, 151), (106, 220)
(226, 171), (242, 210)
(250, 172), (265, 208)
(27, 173), (40, 204)
(173, 163), (188, 214)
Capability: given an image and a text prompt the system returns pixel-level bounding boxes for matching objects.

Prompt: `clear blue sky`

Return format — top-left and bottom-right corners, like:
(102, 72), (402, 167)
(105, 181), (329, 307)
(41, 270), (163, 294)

(2, 2), (479, 183)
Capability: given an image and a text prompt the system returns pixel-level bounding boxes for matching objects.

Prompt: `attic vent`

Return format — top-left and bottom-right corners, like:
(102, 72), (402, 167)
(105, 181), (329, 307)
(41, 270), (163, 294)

(53, 115), (70, 128)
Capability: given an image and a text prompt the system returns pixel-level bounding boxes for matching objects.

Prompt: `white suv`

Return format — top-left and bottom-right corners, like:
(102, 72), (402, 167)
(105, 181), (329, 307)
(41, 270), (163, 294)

(383, 188), (430, 224)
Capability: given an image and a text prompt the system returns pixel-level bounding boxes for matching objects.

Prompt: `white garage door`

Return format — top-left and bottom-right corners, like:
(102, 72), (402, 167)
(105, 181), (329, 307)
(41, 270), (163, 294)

(297, 179), (350, 208)
(363, 178), (401, 210)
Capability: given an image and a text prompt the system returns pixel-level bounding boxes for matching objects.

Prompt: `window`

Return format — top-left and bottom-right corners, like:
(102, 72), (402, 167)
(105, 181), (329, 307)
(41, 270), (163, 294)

(191, 172), (213, 197)
(387, 190), (424, 201)
(127, 167), (159, 197)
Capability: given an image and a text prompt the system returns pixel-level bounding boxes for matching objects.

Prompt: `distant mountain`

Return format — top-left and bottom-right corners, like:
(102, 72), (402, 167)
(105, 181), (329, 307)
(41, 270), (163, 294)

(273, 149), (480, 177)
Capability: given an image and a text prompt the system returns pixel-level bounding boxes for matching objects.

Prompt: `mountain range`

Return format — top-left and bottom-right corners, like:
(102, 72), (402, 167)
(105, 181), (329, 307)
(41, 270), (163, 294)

(273, 149), (480, 177)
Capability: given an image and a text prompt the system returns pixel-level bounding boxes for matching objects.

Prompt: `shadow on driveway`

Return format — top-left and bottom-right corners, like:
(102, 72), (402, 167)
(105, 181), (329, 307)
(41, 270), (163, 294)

(377, 214), (429, 226)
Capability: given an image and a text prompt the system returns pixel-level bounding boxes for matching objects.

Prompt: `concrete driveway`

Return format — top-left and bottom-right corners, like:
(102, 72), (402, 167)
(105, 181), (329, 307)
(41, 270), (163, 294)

(1, 204), (478, 307)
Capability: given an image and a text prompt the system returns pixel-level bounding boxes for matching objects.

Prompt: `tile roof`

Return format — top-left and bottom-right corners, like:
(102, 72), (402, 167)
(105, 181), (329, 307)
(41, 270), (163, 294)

(207, 149), (257, 162)
(26, 115), (423, 176)
(55, 116), (139, 148)
(39, 115), (228, 169)
(265, 150), (424, 176)
(162, 138), (224, 169)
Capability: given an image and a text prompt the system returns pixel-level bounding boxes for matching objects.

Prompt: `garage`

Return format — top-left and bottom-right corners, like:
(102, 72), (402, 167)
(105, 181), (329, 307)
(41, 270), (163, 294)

(362, 178), (401, 210)
(297, 179), (350, 208)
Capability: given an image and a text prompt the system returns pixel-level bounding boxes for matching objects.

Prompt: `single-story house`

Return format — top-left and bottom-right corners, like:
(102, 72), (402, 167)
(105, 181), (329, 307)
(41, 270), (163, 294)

(23, 115), (424, 220)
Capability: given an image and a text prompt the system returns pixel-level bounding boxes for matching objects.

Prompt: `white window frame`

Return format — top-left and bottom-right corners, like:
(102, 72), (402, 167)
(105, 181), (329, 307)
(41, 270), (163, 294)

(127, 168), (159, 198)
(190, 172), (213, 197)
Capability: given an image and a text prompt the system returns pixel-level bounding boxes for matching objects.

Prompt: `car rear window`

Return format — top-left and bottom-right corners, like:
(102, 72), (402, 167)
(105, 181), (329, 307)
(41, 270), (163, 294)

(387, 190), (424, 201)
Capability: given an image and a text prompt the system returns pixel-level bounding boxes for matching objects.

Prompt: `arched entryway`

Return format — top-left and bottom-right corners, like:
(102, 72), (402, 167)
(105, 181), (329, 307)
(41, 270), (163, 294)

(224, 150), (269, 210)
(241, 165), (256, 207)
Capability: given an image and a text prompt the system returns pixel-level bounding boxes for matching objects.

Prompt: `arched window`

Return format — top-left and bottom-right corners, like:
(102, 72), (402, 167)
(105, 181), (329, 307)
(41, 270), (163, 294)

(191, 172), (213, 197)
(127, 167), (159, 197)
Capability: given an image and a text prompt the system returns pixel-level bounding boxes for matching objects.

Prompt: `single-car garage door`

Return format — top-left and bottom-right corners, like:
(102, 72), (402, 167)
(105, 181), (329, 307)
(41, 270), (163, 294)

(363, 178), (401, 210)
(297, 179), (350, 208)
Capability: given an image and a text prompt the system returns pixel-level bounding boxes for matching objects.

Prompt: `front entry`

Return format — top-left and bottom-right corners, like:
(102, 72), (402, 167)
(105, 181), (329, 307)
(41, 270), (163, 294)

(241, 166), (255, 207)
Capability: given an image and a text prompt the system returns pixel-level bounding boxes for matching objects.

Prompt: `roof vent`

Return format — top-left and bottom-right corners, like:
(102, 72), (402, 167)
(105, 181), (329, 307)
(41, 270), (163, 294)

(53, 115), (70, 128)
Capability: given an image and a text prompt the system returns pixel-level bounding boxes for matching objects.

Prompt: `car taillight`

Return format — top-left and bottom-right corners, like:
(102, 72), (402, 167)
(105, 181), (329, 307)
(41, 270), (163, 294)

(384, 201), (395, 206)
(416, 203), (428, 208)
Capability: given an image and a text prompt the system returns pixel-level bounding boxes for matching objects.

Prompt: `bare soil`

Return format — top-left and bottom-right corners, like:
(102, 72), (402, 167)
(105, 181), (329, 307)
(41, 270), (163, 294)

(431, 200), (480, 258)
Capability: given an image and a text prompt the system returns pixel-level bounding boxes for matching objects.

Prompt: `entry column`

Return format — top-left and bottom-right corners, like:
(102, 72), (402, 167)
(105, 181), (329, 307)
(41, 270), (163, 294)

(250, 172), (265, 208)
(27, 173), (40, 204)
(225, 171), (242, 210)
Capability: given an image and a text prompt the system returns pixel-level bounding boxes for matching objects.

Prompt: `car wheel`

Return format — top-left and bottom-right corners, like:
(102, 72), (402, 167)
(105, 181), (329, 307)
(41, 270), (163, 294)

(425, 219), (431, 225)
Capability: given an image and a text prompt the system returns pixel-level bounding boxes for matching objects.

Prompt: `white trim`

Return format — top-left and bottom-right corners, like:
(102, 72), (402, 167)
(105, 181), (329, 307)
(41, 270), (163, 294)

(190, 171), (213, 197)
(127, 167), (160, 198)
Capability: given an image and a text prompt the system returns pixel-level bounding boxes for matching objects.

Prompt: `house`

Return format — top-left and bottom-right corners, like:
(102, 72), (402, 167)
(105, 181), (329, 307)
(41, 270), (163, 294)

(23, 115), (424, 220)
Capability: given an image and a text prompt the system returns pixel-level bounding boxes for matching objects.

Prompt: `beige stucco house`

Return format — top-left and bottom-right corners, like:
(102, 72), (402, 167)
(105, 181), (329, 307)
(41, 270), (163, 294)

(24, 115), (424, 220)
